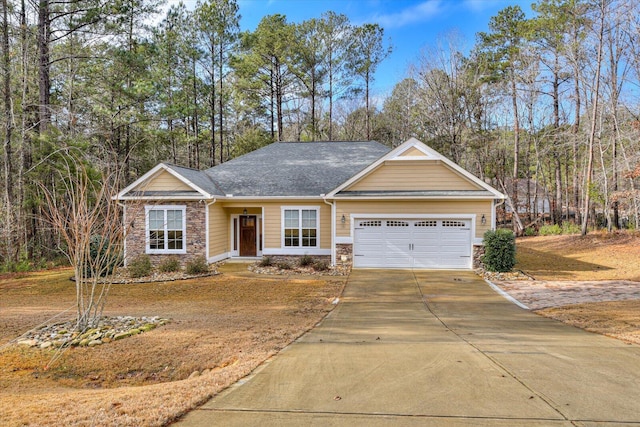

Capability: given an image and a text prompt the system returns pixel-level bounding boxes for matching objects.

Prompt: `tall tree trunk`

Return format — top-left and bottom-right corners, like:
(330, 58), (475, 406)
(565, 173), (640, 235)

(328, 58), (333, 141)
(581, 0), (605, 236)
(37, 0), (50, 133)
(552, 56), (562, 224)
(219, 43), (224, 164)
(2, 0), (13, 262)
(193, 58), (199, 169)
(275, 61), (283, 142)
(510, 73), (521, 233)
(269, 64), (275, 140)
(365, 69), (371, 140)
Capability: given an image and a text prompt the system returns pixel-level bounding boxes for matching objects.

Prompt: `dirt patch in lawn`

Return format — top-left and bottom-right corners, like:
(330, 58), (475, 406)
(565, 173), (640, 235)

(0, 266), (345, 426)
(515, 231), (640, 281)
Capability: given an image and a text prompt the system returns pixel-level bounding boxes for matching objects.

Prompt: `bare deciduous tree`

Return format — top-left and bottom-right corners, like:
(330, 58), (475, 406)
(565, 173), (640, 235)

(40, 151), (127, 331)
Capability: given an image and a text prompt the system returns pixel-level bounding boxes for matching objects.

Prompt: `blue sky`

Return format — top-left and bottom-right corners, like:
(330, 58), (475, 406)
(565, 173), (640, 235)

(238, 0), (533, 95)
(166, 0), (533, 96)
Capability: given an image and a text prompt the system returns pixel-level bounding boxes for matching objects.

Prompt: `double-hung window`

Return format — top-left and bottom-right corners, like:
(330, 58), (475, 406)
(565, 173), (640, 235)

(146, 205), (186, 254)
(283, 208), (318, 248)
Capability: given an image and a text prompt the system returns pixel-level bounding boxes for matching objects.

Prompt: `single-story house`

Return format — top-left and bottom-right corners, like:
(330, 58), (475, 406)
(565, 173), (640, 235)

(117, 138), (504, 269)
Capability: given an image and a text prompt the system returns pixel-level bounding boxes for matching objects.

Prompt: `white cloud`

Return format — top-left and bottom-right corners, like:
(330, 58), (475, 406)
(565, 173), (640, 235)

(462, 0), (506, 13)
(371, 0), (443, 29)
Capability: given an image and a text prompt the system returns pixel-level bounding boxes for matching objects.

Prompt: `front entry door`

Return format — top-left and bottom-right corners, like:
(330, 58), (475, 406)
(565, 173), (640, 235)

(239, 215), (257, 257)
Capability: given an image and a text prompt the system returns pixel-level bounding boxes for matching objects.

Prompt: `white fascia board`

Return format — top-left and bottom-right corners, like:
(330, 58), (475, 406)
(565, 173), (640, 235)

(115, 163), (217, 200)
(220, 196), (324, 200)
(116, 195), (210, 202)
(329, 195), (500, 201)
(410, 143), (505, 199)
(115, 163), (169, 200)
(162, 167), (215, 199)
(325, 140), (417, 198)
(325, 138), (505, 200)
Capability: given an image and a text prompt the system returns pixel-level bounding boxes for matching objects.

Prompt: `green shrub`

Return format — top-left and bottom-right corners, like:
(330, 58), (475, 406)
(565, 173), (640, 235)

(276, 261), (291, 270)
(524, 227), (537, 236)
(298, 254), (314, 267)
(159, 257), (181, 273)
(86, 234), (122, 277)
(539, 224), (561, 236)
(128, 254), (152, 278)
(482, 229), (516, 272)
(561, 222), (581, 235)
(313, 260), (329, 271)
(259, 256), (273, 267)
(185, 256), (209, 275)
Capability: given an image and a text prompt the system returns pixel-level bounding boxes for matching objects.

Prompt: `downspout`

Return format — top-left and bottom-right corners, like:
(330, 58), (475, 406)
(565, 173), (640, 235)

(492, 198), (506, 231)
(117, 202), (128, 266)
(323, 196), (336, 266)
(205, 199), (217, 262)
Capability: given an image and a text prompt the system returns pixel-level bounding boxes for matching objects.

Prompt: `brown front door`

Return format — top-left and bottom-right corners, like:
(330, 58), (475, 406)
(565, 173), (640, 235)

(239, 215), (257, 257)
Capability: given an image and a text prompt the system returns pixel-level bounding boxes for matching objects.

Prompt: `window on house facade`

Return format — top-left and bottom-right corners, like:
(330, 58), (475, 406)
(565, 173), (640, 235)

(283, 208), (318, 248)
(146, 206), (186, 254)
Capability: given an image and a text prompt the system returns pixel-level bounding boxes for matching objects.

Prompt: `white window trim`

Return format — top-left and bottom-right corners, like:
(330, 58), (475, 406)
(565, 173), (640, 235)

(145, 205), (187, 254)
(280, 206), (320, 250)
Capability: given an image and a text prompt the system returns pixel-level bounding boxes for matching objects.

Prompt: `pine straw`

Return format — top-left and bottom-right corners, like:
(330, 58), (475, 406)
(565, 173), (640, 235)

(0, 268), (345, 426)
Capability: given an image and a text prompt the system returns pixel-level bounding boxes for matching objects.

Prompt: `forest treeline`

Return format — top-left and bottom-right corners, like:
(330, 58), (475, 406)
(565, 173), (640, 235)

(1, 0), (639, 269)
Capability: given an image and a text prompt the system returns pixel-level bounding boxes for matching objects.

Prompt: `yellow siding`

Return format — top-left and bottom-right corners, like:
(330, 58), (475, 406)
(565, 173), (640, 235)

(208, 202), (227, 257)
(398, 146), (427, 157)
(347, 161), (481, 192)
(137, 170), (193, 192)
(221, 201), (331, 250)
(335, 200), (492, 239)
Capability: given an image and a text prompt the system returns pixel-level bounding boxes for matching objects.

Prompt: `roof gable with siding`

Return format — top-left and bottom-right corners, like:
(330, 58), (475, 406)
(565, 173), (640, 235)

(345, 160), (482, 192)
(134, 170), (193, 192)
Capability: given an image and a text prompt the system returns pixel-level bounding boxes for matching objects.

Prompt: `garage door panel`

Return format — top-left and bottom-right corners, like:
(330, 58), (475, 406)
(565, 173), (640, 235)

(353, 218), (472, 269)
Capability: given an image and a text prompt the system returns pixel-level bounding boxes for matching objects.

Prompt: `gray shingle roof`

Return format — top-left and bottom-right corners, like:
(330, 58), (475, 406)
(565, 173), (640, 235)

(163, 164), (226, 196)
(203, 141), (390, 197)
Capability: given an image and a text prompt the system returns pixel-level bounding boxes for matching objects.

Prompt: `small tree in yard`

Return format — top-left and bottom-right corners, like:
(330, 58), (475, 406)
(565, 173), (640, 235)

(39, 151), (127, 331)
(482, 229), (517, 272)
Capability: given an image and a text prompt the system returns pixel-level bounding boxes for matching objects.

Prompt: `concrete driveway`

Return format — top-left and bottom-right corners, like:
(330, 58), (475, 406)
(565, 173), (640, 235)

(175, 270), (640, 426)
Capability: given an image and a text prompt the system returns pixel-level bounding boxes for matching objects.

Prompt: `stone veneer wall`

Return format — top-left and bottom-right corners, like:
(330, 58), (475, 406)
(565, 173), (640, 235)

(336, 244), (353, 267)
(472, 245), (485, 269)
(125, 201), (207, 267)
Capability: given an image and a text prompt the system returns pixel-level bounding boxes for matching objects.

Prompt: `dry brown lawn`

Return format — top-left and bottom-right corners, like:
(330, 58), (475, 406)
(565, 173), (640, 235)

(514, 231), (640, 345)
(516, 230), (640, 281)
(0, 266), (345, 426)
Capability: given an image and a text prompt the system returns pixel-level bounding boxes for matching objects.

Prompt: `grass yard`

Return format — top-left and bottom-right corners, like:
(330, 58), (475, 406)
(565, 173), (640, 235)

(513, 230), (640, 345)
(0, 266), (345, 426)
(515, 230), (640, 281)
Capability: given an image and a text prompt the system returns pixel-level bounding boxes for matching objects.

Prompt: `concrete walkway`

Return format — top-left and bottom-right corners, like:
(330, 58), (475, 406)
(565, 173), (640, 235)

(175, 270), (640, 426)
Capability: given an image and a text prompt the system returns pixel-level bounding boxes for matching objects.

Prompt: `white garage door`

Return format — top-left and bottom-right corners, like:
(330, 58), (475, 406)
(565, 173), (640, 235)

(353, 218), (472, 269)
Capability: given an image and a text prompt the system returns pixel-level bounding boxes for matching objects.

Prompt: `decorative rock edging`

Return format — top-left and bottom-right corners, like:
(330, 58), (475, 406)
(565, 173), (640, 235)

(248, 260), (350, 276)
(15, 316), (170, 349)
(72, 269), (219, 285)
(475, 268), (534, 281)
(105, 271), (218, 284)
